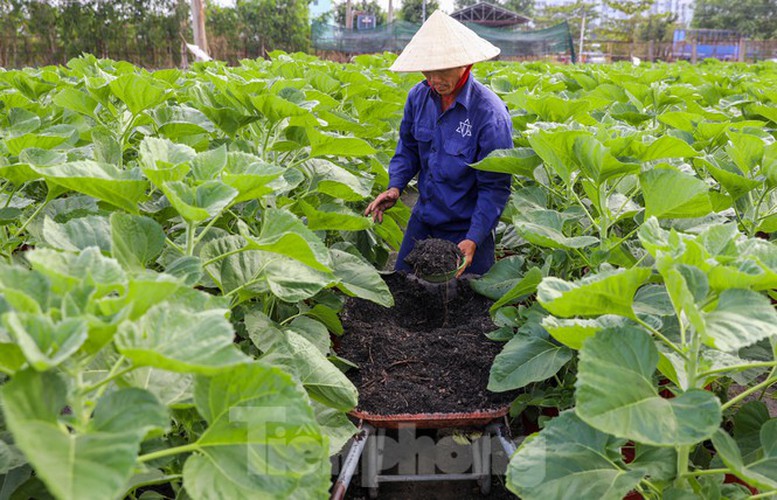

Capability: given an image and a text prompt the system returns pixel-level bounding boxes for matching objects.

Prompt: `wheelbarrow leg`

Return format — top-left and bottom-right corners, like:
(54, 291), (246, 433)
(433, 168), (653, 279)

(331, 424), (371, 500)
(364, 425), (384, 499)
(472, 432), (491, 495)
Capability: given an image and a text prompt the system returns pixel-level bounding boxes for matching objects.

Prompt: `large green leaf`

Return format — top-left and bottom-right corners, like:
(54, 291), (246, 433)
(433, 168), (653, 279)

(222, 152), (284, 203)
(161, 180), (237, 223)
(574, 136), (638, 183)
(42, 215), (111, 253)
(53, 88), (99, 119)
(110, 213), (166, 270)
(5, 126), (75, 156)
(30, 162), (148, 214)
(309, 130), (376, 158)
(507, 411), (642, 500)
(109, 74), (167, 115)
(576, 327), (721, 446)
(247, 314), (357, 411)
(240, 210), (332, 272)
(489, 267), (543, 313)
(305, 159), (373, 201)
(202, 236), (332, 302)
(183, 363), (330, 499)
(297, 200), (371, 231)
(537, 267), (652, 319)
(633, 136), (699, 162)
(726, 131), (764, 175)
(470, 256), (527, 300)
(250, 93), (309, 123)
(329, 248), (392, 307)
(640, 167), (712, 219)
(527, 129), (588, 185)
(2, 370), (168, 500)
(488, 333), (573, 392)
(542, 315), (631, 350)
(513, 209), (599, 250)
(470, 148), (541, 177)
(115, 304), (248, 374)
(712, 420), (777, 491)
(3, 313), (87, 371)
(137, 137), (194, 187)
(702, 289), (777, 352)
(26, 247), (126, 296)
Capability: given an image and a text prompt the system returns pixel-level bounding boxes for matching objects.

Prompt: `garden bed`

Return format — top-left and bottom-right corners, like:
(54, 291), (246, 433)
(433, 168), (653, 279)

(338, 272), (515, 415)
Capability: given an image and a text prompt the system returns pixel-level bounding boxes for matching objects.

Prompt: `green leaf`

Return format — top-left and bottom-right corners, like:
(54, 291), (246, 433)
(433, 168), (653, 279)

(53, 88), (99, 118)
(330, 249), (392, 307)
(183, 363), (330, 499)
(634, 136), (699, 162)
(222, 153), (284, 203)
(489, 267), (543, 313)
(702, 289), (777, 352)
(640, 166), (712, 219)
(110, 213), (166, 270)
(42, 215), (111, 253)
(3, 313), (87, 371)
(191, 145), (228, 181)
(161, 181), (237, 223)
(26, 247), (126, 297)
(470, 148), (541, 177)
(250, 319), (357, 411)
(240, 210), (332, 272)
(488, 334), (573, 392)
(298, 200), (371, 231)
(109, 74), (167, 115)
(31, 161), (147, 214)
(138, 137), (194, 187)
(5, 127), (75, 156)
(115, 304), (248, 374)
(306, 159), (373, 201)
(507, 411), (642, 500)
(470, 256), (527, 300)
(574, 136), (638, 183)
(91, 128), (122, 165)
(250, 93), (309, 123)
(513, 209), (599, 250)
(527, 130), (588, 185)
(712, 421), (777, 491)
(312, 401), (358, 455)
(2, 370), (167, 500)
(287, 316), (330, 355)
(726, 132), (764, 175)
(124, 367), (194, 408)
(309, 131), (376, 158)
(538, 267), (651, 319)
(542, 315), (630, 350)
(576, 327), (721, 446)
(699, 157), (761, 200)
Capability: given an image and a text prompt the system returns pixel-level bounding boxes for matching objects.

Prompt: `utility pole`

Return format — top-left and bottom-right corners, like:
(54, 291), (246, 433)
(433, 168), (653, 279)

(388, 0), (394, 23)
(190, 0), (208, 56)
(346, 0), (353, 29)
(578, 12), (586, 63)
(422, 0), (427, 23)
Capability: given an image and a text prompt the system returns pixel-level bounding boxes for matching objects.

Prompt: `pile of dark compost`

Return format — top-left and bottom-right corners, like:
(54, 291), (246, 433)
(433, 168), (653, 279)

(337, 272), (516, 415)
(404, 238), (462, 276)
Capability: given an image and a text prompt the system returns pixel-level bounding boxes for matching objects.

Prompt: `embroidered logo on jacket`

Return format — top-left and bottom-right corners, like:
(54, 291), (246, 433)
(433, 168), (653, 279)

(456, 119), (472, 138)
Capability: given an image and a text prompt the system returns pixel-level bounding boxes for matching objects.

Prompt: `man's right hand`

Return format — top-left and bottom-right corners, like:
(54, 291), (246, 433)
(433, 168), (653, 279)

(364, 187), (400, 223)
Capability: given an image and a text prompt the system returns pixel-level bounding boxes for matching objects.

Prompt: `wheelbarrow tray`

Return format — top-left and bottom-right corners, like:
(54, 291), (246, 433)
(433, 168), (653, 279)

(349, 406), (509, 429)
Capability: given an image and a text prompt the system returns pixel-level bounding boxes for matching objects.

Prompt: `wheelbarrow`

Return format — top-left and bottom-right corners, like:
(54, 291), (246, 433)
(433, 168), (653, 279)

(330, 406), (518, 499)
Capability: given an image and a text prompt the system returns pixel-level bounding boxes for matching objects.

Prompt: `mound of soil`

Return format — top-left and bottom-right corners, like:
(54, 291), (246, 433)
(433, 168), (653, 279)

(404, 238), (462, 276)
(337, 272), (515, 415)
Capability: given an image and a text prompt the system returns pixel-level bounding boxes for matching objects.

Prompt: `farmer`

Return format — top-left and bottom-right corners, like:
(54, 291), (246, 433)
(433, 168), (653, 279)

(364, 10), (513, 277)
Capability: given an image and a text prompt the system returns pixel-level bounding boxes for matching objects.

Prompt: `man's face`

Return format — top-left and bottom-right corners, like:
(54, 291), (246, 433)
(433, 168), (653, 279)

(422, 66), (468, 95)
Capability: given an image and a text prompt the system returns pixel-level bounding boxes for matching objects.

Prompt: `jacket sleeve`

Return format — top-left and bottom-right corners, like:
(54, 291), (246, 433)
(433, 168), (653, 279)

(388, 95), (421, 193)
(465, 110), (513, 246)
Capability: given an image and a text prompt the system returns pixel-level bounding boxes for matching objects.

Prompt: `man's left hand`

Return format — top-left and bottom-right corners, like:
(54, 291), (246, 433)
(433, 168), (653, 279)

(457, 239), (476, 278)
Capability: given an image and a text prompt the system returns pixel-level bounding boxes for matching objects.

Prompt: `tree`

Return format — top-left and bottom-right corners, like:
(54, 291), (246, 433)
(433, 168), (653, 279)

(635, 12), (677, 42)
(598, 0), (654, 42)
(535, 0), (598, 42)
(236, 0), (310, 56)
(334, 0), (387, 27)
(453, 0), (534, 16)
(399, 0), (440, 24)
(693, 0), (777, 40)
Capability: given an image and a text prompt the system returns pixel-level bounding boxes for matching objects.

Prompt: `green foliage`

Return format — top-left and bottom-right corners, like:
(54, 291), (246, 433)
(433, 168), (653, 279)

(399, 0), (440, 23)
(693, 0), (777, 39)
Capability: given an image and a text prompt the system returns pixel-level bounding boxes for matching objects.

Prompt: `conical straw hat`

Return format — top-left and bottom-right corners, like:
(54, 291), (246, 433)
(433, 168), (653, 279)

(389, 10), (500, 72)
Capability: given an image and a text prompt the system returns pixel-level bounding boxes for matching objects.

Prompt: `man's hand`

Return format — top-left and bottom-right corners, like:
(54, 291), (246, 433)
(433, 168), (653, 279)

(364, 188), (400, 223)
(457, 239), (477, 278)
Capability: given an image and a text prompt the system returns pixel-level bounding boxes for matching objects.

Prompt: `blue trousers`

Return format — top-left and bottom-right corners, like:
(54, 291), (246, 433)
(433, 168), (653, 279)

(395, 215), (495, 275)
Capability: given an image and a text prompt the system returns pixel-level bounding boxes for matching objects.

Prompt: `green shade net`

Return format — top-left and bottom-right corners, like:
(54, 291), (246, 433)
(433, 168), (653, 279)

(312, 20), (576, 60)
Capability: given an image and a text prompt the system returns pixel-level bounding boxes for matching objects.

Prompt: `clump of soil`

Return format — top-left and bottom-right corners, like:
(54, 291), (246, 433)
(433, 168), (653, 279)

(404, 238), (462, 276)
(337, 272), (515, 415)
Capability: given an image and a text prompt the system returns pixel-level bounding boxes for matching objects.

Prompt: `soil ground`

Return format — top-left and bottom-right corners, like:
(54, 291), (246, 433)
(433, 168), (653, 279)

(405, 238), (463, 277)
(337, 272), (515, 415)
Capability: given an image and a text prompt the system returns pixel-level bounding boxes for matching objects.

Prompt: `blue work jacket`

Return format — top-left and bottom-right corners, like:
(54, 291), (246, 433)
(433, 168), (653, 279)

(388, 75), (513, 246)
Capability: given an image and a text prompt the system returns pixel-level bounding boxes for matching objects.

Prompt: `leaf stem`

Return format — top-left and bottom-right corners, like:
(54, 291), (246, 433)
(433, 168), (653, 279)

(721, 376), (777, 411)
(165, 237), (185, 255)
(202, 245), (247, 268)
(192, 212), (224, 248)
(12, 198), (50, 240)
(93, 355), (127, 399)
(681, 467), (729, 477)
(186, 222), (196, 256)
(676, 445), (690, 485)
(137, 443), (199, 463)
(747, 490), (777, 499)
(698, 360), (777, 378)
(81, 365), (136, 395)
(633, 316), (687, 359)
